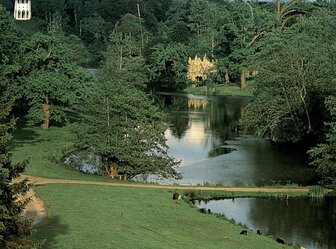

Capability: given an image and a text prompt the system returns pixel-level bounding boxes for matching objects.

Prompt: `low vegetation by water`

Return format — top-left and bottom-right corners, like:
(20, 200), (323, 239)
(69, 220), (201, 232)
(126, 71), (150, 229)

(183, 84), (253, 96)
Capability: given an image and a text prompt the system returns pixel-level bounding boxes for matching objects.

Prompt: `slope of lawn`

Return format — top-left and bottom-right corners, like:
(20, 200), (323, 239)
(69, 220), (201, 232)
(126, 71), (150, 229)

(33, 184), (293, 249)
(11, 122), (112, 181)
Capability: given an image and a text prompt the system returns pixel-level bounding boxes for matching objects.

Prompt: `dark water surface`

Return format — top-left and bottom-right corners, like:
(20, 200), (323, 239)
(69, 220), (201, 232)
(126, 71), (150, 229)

(162, 93), (335, 249)
(160, 93), (318, 186)
(196, 197), (336, 249)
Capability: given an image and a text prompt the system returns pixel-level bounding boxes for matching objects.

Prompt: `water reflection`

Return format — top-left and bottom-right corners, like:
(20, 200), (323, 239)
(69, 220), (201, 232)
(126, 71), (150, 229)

(158, 93), (318, 186)
(197, 197), (336, 249)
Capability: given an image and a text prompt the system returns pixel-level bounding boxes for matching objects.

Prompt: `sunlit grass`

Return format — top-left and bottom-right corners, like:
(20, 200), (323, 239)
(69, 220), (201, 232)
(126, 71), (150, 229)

(11, 122), (117, 181)
(183, 83), (253, 96)
(33, 184), (294, 249)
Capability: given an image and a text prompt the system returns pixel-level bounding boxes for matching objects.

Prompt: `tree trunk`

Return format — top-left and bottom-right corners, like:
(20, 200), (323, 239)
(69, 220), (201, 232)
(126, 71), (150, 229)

(137, 0), (144, 55)
(240, 70), (246, 89)
(41, 95), (50, 129)
(119, 46), (123, 69)
(224, 72), (230, 84)
(211, 35), (215, 58)
(276, 0), (281, 29)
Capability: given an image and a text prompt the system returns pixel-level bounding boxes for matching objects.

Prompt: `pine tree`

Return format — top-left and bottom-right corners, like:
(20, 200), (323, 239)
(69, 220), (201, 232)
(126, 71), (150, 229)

(0, 82), (36, 249)
(74, 33), (180, 179)
(0, 5), (37, 248)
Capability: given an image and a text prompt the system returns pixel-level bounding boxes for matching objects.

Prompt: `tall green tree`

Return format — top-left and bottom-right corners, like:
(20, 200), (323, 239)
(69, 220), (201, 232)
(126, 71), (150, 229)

(0, 6), (37, 248)
(215, 0), (274, 88)
(0, 4), (21, 93)
(75, 33), (180, 179)
(241, 9), (336, 142)
(149, 43), (188, 91)
(76, 80), (180, 179)
(0, 101), (34, 248)
(165, 0), (190, 44)
(20, 32), (92, 129)
(102, 30), (148, 90)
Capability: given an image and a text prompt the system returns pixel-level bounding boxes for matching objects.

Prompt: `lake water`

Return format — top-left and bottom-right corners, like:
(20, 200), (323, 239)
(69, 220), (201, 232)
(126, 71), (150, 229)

(160, 93), (318, 186)
(161, 93), (335, 249)
(196, 197), (336, 249)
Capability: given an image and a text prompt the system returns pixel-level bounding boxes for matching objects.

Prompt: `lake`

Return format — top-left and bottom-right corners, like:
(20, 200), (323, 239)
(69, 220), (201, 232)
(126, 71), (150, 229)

(159, 93), (318, 186)
(161, 93), (335, 249)
(196, 197), (336, 249)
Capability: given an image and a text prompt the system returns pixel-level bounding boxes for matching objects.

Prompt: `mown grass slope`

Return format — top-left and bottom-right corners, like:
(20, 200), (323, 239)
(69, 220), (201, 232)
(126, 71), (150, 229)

(33, 184), (292, 249)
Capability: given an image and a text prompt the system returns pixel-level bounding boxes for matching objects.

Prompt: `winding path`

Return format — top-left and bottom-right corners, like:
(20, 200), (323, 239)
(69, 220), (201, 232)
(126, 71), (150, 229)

(22, 174), (314, 225)
(24, 175), (311, 192)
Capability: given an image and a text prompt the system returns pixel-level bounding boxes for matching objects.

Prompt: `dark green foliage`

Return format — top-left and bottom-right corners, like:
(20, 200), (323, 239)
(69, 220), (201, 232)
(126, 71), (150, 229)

(0, 5), (21, 77)
(241, 9), (336, 142)
(309, 97), (336, 186)
(76, 80), (180, 179)
(20, 32), (93, 128)
(102, 32), (148, 90)
(0, 6), (37, 248)
(0, 155), (33, 249)
(74, 35), (180, 179)
(149, 43), (189, 91)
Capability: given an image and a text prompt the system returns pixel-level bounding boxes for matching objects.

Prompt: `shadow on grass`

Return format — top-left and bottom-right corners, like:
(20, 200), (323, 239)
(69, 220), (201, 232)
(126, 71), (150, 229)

(10, 118), (41, 149)
(33, 216), (69, 249)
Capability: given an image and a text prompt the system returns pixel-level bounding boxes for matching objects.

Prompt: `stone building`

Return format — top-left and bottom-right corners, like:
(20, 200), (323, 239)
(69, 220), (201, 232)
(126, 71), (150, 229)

(187, 55), (216, 85)
(14, 0), (31, 20)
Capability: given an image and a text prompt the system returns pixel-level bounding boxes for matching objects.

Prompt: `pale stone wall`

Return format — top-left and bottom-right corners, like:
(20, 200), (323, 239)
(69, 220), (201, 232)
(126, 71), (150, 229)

(14, 0), (31, 20)
(187, 55), (216, 84)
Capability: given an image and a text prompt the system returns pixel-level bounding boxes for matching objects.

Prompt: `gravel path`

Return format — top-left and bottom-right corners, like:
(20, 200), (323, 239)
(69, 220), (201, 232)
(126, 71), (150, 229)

(23, 175), (310, 192)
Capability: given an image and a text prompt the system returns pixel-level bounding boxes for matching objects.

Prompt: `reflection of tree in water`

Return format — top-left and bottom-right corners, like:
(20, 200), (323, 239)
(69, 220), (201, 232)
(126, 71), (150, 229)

(168, 96), (190, 139)
(205, 97), (249, 155)
(248, 197), (336, 249)
(155, 94), (249, 148)
(154, 95), (190, 139)
(241, 139), (318, 186)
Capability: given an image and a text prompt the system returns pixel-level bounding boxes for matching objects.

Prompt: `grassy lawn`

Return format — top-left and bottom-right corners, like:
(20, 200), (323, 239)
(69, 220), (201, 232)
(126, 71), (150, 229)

(11, 122), (116, 181)
(33, 184), (293, 249)
(183, 84), (253, 97)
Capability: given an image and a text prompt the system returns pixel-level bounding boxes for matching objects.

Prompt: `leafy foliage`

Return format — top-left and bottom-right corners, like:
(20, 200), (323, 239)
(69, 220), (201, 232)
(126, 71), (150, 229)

(308, 96), (336, 185)
(0, 7), (37, 248)
(241, 9), (336, 142)
(149, 43), (189, 91)
(20, 32), (93, 128)
(75, 36), (180, 179)
(76, 80), (180, 179)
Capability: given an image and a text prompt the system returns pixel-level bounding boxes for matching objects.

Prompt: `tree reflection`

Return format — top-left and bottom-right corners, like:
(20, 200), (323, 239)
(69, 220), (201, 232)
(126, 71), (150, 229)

(248, 197), (336, 249)
(156, 93), (249, 151)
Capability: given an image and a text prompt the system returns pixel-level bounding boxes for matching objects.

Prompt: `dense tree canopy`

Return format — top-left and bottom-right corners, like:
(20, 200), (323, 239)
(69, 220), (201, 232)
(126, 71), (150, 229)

(73, 34), (180, 179)
(1, 0), (336, 184)
(241, 9), (336, 142)
(20, 32), (93, 128)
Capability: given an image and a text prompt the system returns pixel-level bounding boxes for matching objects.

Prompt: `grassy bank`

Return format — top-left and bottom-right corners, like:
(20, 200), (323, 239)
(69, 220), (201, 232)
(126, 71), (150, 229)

(183, 84), (253, 96)
(12, 123), (115, 181)
(33, 184), (293, 249)
(183, 189), (309, 201)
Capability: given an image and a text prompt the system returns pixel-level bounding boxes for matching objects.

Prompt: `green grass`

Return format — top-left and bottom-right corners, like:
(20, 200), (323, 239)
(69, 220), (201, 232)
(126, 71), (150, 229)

(33, 184), (293, 249)
(183, 83), (253, 96)
(183, 190), (308, 201)
(11, 123), (118, 181)
(308, 186), (327, 198)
